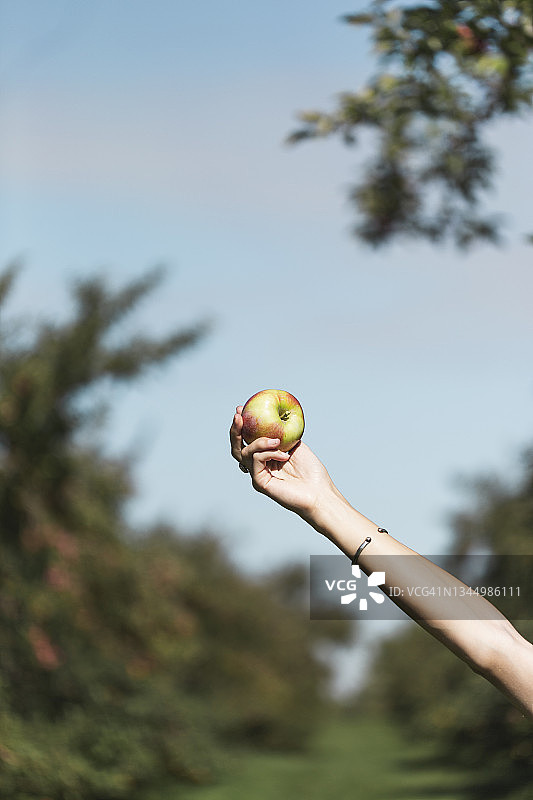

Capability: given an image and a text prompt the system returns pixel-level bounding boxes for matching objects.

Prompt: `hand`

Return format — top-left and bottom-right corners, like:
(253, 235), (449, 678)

(230, 406), (335, 520)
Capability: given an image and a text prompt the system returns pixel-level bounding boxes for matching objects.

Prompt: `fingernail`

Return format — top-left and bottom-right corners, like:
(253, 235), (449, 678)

(268, 438), (280, 444)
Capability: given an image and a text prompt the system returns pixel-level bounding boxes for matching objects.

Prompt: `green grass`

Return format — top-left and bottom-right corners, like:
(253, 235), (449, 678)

(148, 715), (474, 800)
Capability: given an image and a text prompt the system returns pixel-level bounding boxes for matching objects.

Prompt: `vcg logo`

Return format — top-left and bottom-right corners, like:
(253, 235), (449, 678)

(325, 564), (386, 611)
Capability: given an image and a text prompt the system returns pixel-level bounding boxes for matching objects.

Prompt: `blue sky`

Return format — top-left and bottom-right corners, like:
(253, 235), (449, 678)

(2, 0), (533, 593)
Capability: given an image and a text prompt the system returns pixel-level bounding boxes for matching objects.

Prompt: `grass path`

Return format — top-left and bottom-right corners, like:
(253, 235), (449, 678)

(158, 715), (474, 800)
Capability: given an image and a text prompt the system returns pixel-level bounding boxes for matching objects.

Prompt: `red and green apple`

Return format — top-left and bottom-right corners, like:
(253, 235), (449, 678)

(241, 389), (305, 452)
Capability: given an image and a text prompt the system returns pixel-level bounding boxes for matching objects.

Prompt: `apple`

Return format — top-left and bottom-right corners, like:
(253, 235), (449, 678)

(241, 389), (304, 452)
(456, 23), (485, 53)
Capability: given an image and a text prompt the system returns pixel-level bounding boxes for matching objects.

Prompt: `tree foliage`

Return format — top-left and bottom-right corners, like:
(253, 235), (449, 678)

(359, 449), (533, 799)
(289, 1), (533, 248)
(0, 267), (350, 799)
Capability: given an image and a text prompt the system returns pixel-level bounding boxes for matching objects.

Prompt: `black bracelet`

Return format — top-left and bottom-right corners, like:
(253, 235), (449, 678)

(351, 528), (388, 566)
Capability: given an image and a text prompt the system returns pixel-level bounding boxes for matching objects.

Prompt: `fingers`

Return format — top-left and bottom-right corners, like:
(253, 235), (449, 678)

(245, 440), (290, 490)
(249, 447), (291, 493)
(230, 403), (280, 462)
(242, 436), (279, 454)
(252, 449), (290, 465)
(230, 407), (244, 462)
(231, 406), (291, 479)
(241, 436), (283, 462)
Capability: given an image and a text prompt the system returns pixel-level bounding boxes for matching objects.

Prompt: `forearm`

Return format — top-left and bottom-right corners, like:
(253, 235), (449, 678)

(304, 489), (533, 716)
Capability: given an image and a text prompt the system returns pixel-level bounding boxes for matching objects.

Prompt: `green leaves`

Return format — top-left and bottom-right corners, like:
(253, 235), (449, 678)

(0, 262), (20, 309)
(342, 13), (374, 26)
(364, 446), (533, 798)
(0, 267), (206, 470)
(289, 1), (533, 248)
(0, 266), (344, 797)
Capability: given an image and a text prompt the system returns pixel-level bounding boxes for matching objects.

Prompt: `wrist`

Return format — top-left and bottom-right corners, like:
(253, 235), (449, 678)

(304, 484), (349, 532)
(302, 486), (378, 558)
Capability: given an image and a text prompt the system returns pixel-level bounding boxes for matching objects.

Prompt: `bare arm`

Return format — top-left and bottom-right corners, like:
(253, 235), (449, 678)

(308, 489), (533, 717)
(230, 408), (533, 717)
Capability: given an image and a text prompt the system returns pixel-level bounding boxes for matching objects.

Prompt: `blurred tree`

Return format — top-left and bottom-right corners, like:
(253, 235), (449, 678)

(0, 266), (350, 798)
(288, 1), (533, 248)
(358, 447), (533, 799)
